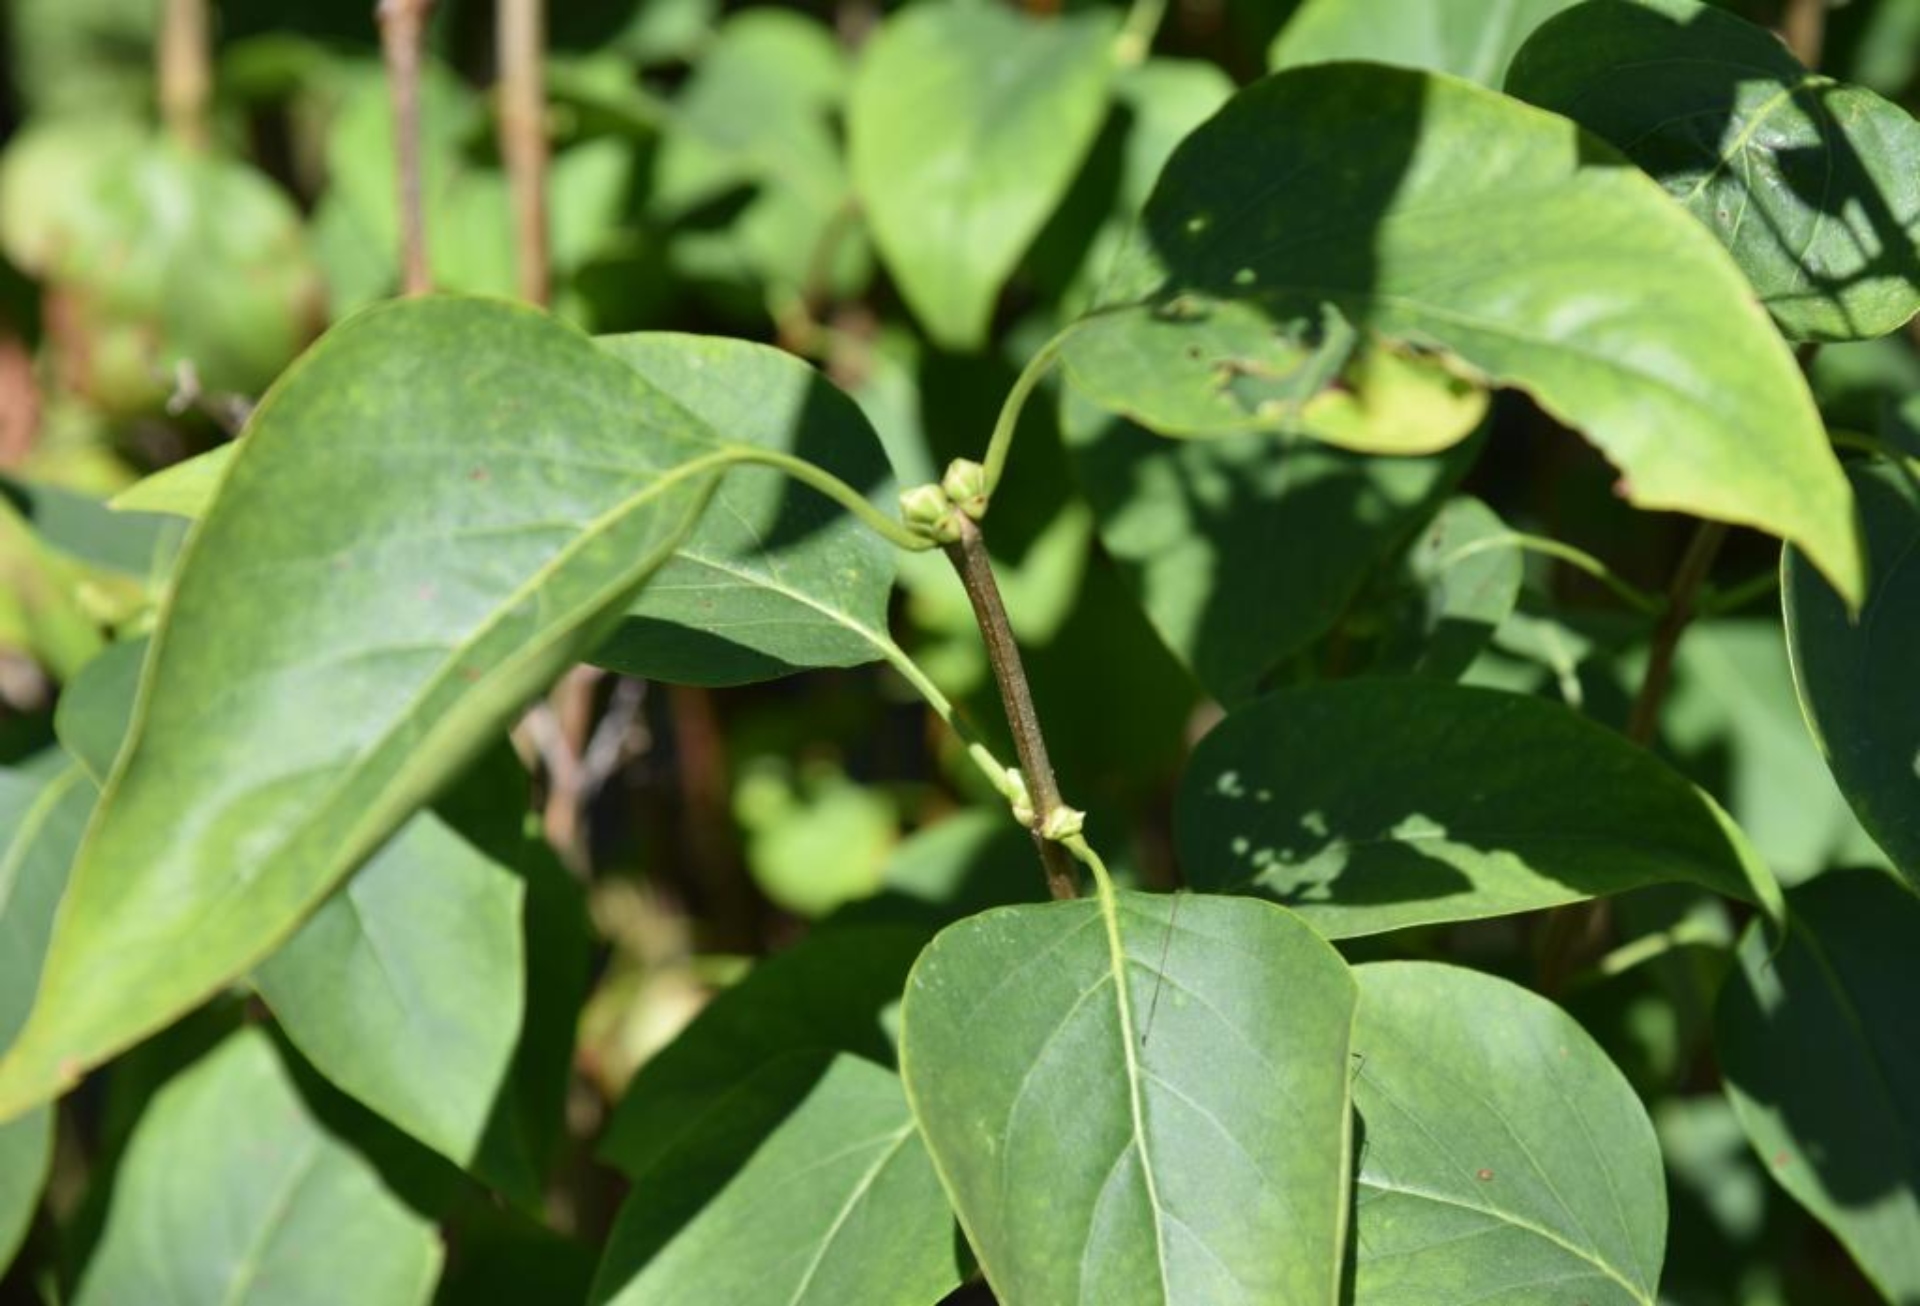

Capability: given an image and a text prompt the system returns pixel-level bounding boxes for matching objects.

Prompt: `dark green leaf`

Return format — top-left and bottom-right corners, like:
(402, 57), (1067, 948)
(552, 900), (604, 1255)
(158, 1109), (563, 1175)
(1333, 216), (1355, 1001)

(0, 297), (726, 1119)
(53, 637), (145, 782)
(591, 1053), (960, 1305)
(849, 2), (1117, 348)
(1508, 0), (1920, 341)
(1176, 680), (1780, 936)
(1368, 495), (1523, 680)
(591, 334), (897, 686)
(0, 765), (93, 1051)
(1348, 962), (1667, 1304)
(1063, 389), (1472, 705)
(1716, 870), (1920, 1302)
(1063, 64), (1864, 599)
(73, 1028), (441, 1305)
(901, 890), (1355, 1304)
(0, 1106), (49, 1273)
(1271, 0), (1581, 86)
(1785, 459), (1920, 885)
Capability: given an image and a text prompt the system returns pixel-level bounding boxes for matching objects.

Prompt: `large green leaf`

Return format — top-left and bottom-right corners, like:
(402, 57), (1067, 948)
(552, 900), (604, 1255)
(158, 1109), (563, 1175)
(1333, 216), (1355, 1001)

(0, 766), (93, 1051)
(591, 1053), (960, 1305)
(848, 2), (1117, 348)
(1271, 0), (1581, 86)
(255, 814), (526, 1180)
(1061, 64), (1863, 600)
(599, 924), (925, 1177)
(0, 1106), (49, 1273)
(1784, 459), (1920, 885)
(1062, 389), (1472, 705)
(1176, 680), (1780, 936)
(1507, 0), (1920, 342)
(73, 1028), (441, 1306)
(590, 334), (897, 686)
(1716, 871), (1920, 1303)
(1348, 962), (1666, 1304)
(0, 297), (726, 1120)
(901, 889), (1356, 1305)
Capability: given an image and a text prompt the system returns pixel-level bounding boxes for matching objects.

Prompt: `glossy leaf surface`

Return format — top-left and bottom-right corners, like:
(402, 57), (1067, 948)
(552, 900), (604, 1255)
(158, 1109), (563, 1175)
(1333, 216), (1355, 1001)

(1177, 680), (1779, 935)
(591, 334), (897, 686)
(1508, 0), (1920, 341)
(0, 297), (724, 1119)
(849, 2), (1116, 347)
(74, 1029), (441, 1306)
(1717, 871), (1920, 1302)
(1349, 962), (1666, 1304)
(1063, 64), (1863, 599)
(902, 890), (1355, 1305)
(592, 1054), (959, 1305)
(1784, 459), (1920, 884)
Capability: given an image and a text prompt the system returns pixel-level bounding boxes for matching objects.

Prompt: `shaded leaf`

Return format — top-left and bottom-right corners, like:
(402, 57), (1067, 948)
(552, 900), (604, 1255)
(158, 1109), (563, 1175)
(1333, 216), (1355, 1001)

(1176, 679), (1780, 936)
(1716, 870), (1920, 1303)
(901, 890), (1355, 1304)
(591, 1053), (960, 1306)
(1348, 961), (1666, 1304)
(1271, 0), (1581, 86)
(53, 636), (145, 782)
(1062, 388), (1472, 705)
(591, 334), (897, 686)
(1508, 0), (1920, 341)
(0, 1106), (49, 1273)
(1784, 459), (1920, 885)
(1370, 495), (1523, 680)
(0, 298), (726, 1119)
(1062, 64), (1863, 599)
(73, 1028), (441, 1306)
(849, 2), (1117, 348)
(0, 765), (93, 1051)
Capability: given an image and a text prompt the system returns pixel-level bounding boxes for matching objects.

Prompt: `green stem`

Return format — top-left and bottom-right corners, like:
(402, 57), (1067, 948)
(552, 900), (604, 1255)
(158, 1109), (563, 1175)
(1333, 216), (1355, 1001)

(1697, 569), (1781, 617)
(874, 638), (1023, 802)
(982, 328), (1075, 499)
(713, 445), (937, 553)
(1061, 832), (1117, 899)
(1438, 531), (1662, 614)
(1114, 0), (1167, 65)
(1626, 519), (1728, 746)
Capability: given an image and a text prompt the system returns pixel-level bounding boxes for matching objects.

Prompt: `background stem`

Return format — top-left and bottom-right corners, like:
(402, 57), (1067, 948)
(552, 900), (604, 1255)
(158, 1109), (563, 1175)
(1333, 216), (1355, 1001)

(378, 0), (436, 297)
(944, 516), (1078, 900)
(159, 0), (211, 152)
(498, 0), (550, 308)
(1625, 520), (1728, 746)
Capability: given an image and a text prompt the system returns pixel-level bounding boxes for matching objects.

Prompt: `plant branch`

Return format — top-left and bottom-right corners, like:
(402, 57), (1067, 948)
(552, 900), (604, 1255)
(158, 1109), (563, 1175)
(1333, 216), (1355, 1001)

(1625, 519), (1727, 746)
(1781, 0), (1826, 68)
(1437, 531), (1662, 614)
(716, 444), (938, 552)
(982, 329), (1074, 500)
(378, 0), (436, 297)
(943, 515), (1079, 900)
(498, 0), (550, 307)
(160, 0), (212, 152)
(1114, 0), (1167, 66)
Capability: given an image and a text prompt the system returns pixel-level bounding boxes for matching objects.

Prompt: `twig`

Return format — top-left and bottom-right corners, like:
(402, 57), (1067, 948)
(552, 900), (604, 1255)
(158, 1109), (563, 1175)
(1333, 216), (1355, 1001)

(1625, 520), (1727, 746)
(944, 514), (1078, 900)
(378, 0), (436, 297)
(160, 0), (212, 151)
(1781, 0), (1826, 68)
(498, 0), (550, 307)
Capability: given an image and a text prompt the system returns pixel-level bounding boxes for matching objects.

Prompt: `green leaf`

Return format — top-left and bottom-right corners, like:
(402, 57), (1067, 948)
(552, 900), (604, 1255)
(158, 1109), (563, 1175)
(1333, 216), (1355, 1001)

(0, 766), (93, 1052)
(0, 297), (726, 1120)
(73, 1028), (441, 1306)
(1062, 64), (1864, 601)
(901, 889), (1356, 1304)
(590, 1053), (961, 1306)
(599, 924), (926, 1178)
(1369, 495), (1523, 680)
(254, 814), (526, 1182)
(1271, 0), (1581, 86)
(0, 1106), (49, 1273)
(1716, 870), (1920, 1303)
(1176, 680), (1781, 936)
(590, 334), (898, 686)
(108, 445), (234, 520)
(0, 122), (323, 415)
(1348, 962), (1667, 1304)
(735, 759), (897, 917)
(1061, 389), (1473, 705)
(1784, 459), (1920, 885)
(53, 636), (145, 782)
(1507, 0), (1920, 342)
(849, 2), (1117, 348)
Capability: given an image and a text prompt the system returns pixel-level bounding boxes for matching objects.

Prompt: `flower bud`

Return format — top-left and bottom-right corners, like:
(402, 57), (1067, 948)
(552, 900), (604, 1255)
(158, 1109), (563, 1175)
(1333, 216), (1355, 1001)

(1041, 805), (1086, 841)
(898, 483), (962, 544)
(941, 458), (990, 521)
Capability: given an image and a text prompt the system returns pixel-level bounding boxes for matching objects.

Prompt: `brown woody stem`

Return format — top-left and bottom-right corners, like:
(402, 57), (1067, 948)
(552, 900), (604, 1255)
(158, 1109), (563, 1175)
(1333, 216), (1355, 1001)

(378, 0), (436, 297)
(160, 0), (212, 152)
(498, 0), (551, 307)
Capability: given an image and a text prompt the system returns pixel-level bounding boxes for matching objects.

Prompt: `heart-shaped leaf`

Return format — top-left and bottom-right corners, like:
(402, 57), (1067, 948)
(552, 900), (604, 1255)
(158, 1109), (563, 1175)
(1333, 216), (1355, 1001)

(1716, 870), (1920, 1303)
(1271, 0), (1582, 86)
(901, 889), (1356, 1305)
(1348, 962), (1667, 1304)
(1508, 0), (1920, 341)
(1061, 63), (1863, 600)
(1784, 458), (1920, 885)
(0, 297), (728, 1120)
(73, 1028), (441, 1306)
(1177, 679), (1781, 936)
(849, 2), (1117, 348)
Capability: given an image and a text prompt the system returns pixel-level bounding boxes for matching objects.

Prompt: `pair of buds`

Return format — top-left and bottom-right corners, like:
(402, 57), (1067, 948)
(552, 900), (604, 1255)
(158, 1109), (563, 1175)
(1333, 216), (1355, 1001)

(898, 459), (990, 544)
